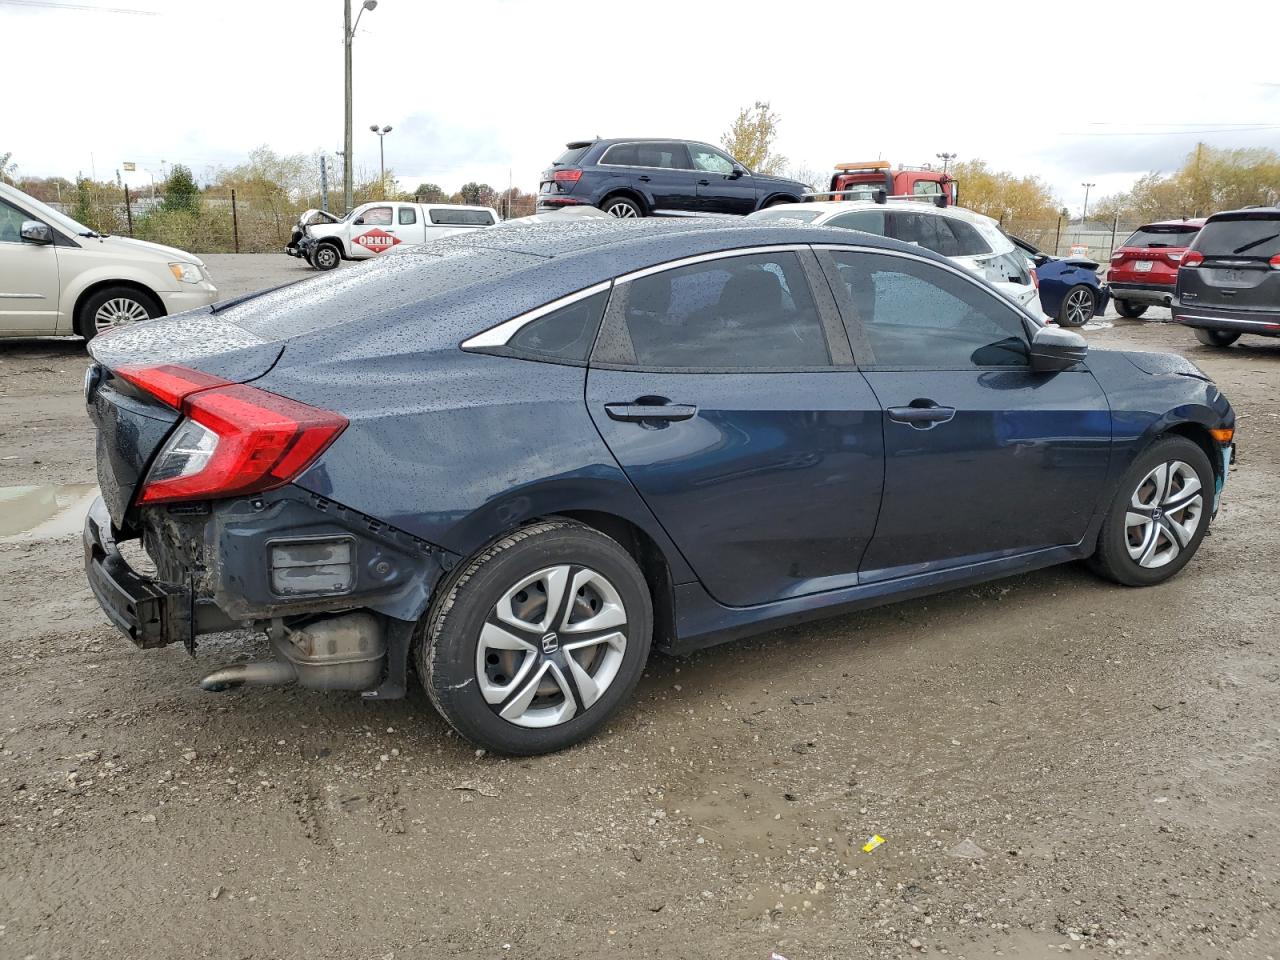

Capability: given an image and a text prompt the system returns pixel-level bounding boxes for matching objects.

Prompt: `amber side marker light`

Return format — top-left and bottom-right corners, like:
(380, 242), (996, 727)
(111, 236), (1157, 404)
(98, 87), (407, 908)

(1209, 427), (1234, 444)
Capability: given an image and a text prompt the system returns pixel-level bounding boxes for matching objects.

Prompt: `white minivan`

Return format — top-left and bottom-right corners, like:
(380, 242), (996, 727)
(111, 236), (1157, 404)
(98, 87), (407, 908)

(286, 201), (499, 271)
(0, 181), (217, 341)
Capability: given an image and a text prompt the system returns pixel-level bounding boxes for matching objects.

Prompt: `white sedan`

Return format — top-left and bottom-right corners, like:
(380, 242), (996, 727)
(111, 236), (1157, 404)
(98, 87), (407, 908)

(749, 199), (1044, 318)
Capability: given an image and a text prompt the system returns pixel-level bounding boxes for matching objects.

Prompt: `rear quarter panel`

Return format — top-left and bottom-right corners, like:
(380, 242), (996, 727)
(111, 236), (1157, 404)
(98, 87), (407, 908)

(268, 347), (695, 582)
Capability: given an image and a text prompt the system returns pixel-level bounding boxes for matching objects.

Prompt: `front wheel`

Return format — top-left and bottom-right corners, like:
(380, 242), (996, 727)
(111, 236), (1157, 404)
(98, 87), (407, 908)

(312, 243), (341, 271)
(1057, 284), (1096, 327)
(75, 285), (163, 341)
(417, 520), (653, 755)
(1114, 299), (1147, 319)
(1194, 328), (1240, 348)
(1088, 435), (1215, 587)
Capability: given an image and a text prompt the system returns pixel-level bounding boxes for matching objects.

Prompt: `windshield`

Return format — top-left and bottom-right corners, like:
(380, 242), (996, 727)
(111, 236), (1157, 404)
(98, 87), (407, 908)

(1122, 226), (1199, 249)
(11, 188), (100, 237)
(748, 208), (824, 224)
(1193, 217), (1280, 258)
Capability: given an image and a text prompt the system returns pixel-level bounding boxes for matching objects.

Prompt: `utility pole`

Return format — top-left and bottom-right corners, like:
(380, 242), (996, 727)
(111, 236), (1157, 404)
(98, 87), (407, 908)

(343, 0), (353, 213)
(343, 0), (377, 213)
(1080, 182), (1096, 224)
(320, 155), (330, 213)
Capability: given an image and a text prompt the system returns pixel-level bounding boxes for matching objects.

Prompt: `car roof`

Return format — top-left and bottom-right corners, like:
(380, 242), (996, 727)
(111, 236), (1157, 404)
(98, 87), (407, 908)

(1204, 207), (1280, 221)
(769, 199), (999, 227)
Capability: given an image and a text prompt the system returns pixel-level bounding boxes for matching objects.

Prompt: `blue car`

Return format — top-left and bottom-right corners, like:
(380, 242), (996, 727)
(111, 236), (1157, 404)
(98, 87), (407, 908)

(537, 138), (809, 218)
(1011, 234), (1111, 327)
(83, 219), (1234, 754)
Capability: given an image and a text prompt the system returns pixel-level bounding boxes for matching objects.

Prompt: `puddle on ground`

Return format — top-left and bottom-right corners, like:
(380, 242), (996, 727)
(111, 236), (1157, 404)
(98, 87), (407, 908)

(0, 484), (98, 541)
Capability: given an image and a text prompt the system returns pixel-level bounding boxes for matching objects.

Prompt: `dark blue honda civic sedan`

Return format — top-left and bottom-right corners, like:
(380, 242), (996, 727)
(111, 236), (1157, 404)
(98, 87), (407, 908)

(83, 218), (1236, 754)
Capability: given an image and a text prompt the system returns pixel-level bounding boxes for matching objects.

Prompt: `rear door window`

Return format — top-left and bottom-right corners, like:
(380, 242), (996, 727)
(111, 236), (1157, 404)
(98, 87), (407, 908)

(1193, 217), (1280, 259)
(398, 207), (417, 225)
(635, 142), (691, 170)
(429, 208), (495, 226)
(616, 252), (831, 368)
(827, 210), (886, 235)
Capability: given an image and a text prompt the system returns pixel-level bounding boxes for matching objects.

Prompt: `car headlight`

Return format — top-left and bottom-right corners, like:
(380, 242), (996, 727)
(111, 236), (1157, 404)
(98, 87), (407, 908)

(168, 261), (202, 284)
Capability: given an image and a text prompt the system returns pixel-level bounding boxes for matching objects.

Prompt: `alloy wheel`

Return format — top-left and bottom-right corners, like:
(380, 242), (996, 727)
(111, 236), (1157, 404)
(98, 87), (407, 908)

(476, 564), (628, 728)
(606, 201), (639, 219)
(94, 297), (150, 333)
(1125, 460), (1203, 569)
(1064, 288), (1094, 327)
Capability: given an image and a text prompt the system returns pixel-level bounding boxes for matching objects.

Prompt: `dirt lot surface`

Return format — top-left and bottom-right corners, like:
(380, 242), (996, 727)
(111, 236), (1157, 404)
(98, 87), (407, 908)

(2, 255), (1278, 960)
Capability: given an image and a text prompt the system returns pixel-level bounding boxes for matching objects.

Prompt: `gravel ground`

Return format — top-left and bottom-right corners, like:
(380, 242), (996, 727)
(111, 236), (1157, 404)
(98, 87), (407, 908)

(1, 254), (1278, 960)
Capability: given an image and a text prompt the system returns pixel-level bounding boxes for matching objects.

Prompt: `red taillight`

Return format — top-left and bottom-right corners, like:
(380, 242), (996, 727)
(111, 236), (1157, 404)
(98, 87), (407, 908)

(1181, 251), (1204, 267)
(552, 168), (583, 183)
(116, 363), (230, 408)
(122, 365), (347, 505)
(1270, 254), (1280, 270)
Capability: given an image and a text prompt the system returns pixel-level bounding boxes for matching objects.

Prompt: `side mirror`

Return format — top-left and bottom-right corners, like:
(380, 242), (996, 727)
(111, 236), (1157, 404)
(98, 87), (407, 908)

(353, 216), (365, 225)
(1030, 325), (1088, 372)
(729, 164), (746, 180)
(21, 220), (53, 245)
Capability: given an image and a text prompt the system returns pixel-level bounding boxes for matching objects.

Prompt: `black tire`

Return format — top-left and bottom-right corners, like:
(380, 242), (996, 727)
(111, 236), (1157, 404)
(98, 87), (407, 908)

(303, 248), (314, 267)
(1088, 435), (1215, 587)
(74, 285), (163, 341)
(1114, 299), (1147, 319)
(416, 519), (654, 755)
(601, 195), (643, 219)
(312, 242), (341, 271)
(763, 196), (797, 208)
(1194, 328), (1240, 348)
(1057, 283), (1096, 328)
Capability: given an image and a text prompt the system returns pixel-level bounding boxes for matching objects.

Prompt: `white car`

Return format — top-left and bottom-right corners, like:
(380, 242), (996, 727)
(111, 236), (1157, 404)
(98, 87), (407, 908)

(749, 199), (1044, 317)
(287, 200), (500, 271)
(0, 181), (217, 341)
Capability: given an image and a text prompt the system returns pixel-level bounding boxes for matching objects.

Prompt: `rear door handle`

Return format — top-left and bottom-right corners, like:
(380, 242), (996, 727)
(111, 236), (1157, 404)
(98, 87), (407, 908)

(605, 402), (698, 423)
(637, 175), (651, 182)
(887, 403), (956, 428)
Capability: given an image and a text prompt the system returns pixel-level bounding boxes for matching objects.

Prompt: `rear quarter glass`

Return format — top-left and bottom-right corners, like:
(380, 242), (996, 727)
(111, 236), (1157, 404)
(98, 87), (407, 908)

(554, 145), (592, 165)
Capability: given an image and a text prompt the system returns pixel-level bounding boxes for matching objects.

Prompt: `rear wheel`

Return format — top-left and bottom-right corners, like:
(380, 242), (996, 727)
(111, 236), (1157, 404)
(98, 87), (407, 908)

(1088, 435), (1214, 587)
(1194, 328), (1240, 348)
(1114, 299), (1147, 319)
(312, 242), (341, 271)
(603, 196), (642, 219)
(1057, 284), (1096, 327)
(417, 520), (653, 755)
(75, 285), (163, 341)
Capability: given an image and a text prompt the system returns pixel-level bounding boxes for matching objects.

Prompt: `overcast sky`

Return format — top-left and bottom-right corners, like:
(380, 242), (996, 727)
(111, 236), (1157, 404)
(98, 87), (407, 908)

(5, 0), (1279, 212)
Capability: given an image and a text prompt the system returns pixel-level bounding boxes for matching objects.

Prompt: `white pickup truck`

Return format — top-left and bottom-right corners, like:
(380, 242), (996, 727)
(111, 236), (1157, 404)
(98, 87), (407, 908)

(286, 201), (499, 271)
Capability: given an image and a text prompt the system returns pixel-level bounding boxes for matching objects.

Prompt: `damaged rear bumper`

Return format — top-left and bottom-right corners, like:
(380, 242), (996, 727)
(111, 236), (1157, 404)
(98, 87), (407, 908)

(84, 496), (234, 649)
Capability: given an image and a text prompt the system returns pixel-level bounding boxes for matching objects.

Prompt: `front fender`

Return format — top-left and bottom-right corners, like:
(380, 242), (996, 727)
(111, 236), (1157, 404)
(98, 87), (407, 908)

(63, 265), (169, 334)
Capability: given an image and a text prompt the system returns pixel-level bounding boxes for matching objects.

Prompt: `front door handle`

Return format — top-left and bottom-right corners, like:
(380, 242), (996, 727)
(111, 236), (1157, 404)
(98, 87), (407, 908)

(887, 402), (956, 429)
(697, 178), (711, 185)
(605, 402), (698, 423)
(637, 175), (651, 182)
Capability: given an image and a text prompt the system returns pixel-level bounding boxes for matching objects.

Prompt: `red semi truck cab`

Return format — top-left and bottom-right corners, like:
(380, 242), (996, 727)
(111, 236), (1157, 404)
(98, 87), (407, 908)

(827, 160), (957, 206)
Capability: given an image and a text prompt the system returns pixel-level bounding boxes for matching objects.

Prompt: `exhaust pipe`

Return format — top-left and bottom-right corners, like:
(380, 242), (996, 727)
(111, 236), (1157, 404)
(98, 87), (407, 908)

(201, 660), (297, 692)
(200, 611), (386, 693)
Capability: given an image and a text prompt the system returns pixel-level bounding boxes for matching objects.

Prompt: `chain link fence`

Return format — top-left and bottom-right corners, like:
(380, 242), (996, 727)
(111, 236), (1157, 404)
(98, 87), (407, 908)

(1001, 217), (1146, 263)
(48, 185), (541, 254)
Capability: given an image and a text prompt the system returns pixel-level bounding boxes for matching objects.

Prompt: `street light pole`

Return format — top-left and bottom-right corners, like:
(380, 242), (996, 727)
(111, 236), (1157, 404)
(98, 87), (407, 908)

(936, 151), (956, 174)
(1080, 182), (1096, 224)
(343, 0), (378, 213)
(370, 124), (392, 198)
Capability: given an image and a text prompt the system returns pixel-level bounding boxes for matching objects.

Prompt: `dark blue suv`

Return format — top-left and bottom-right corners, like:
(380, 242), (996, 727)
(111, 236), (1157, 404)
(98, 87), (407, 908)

(537, 138), (809, 218)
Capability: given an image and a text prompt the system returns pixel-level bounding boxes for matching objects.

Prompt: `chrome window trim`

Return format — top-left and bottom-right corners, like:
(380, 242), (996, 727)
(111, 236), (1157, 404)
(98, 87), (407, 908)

(461, 281), (613, 349)
(614, 244), (810, 285)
